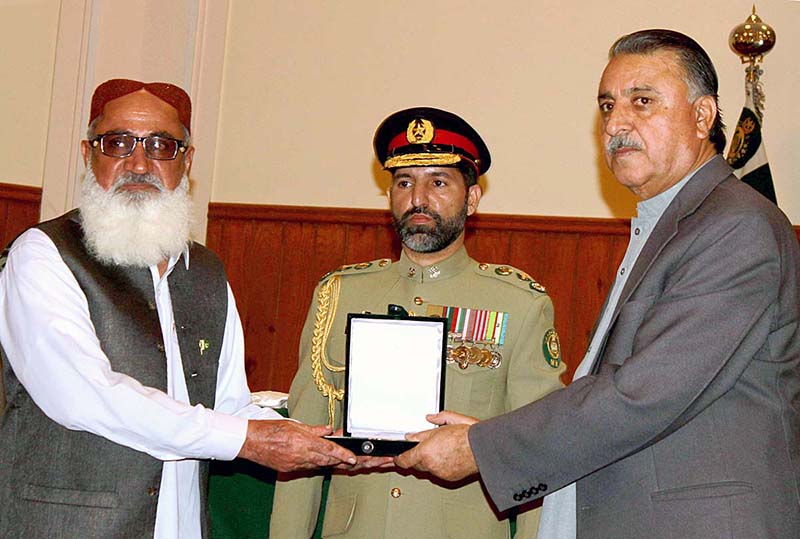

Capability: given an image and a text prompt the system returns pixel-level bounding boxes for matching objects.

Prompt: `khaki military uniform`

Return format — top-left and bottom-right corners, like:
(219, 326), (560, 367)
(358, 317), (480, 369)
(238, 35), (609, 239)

(271, 246), (565, 538)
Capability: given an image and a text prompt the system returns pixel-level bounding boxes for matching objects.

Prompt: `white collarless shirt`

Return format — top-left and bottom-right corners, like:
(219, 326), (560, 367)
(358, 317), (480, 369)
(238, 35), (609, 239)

(0, 229), (281, 538)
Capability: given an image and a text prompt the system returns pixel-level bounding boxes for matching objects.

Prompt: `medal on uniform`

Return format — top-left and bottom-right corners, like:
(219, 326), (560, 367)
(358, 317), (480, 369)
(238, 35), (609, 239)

(427, 304), (508, 369)
(489, 350), (502, 369)
(478, 348), (494, 367)
(454, 344), (470, 369)
(468, 345), (483, 365)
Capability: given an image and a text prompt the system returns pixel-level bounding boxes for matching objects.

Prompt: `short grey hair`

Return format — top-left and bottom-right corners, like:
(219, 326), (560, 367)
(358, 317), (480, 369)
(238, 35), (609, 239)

(609, 29), (726, 154)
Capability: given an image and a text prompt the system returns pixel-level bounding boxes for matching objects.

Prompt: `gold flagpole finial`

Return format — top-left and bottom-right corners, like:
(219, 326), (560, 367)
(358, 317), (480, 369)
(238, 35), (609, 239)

(729, 5), (775, 66)
(729, 5), (776, 118)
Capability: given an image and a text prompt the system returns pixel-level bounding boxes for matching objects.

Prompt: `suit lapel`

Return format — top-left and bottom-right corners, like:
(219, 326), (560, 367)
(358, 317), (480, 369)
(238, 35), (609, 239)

(590, 156), (734, 374)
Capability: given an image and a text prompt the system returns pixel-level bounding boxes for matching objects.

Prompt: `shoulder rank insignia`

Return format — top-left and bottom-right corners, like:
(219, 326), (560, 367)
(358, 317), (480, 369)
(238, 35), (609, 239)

(319, 258), (392, 282)
(475, 262), (547, 294)
(542, 328), (561, 369)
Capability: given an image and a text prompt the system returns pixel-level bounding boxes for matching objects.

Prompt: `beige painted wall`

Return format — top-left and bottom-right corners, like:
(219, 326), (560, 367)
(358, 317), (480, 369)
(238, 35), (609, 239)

(1, 1), (797, 226)
(0, 0), (60, 187)
(214, 0), (799, 221)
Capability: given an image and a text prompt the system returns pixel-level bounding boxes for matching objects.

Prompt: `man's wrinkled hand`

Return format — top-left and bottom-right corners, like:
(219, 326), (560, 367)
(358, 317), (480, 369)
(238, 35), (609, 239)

(238, 420), (356, 472)
(393, 423), (477, 482)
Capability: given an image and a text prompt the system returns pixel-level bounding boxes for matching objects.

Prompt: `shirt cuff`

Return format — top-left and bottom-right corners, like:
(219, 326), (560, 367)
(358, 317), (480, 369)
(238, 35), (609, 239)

(204, 406), (286, 460)
(204, 411), (250, 460)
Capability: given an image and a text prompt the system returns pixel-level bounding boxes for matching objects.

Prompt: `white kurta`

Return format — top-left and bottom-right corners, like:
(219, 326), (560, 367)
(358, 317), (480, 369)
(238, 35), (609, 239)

(0, 228), (281, 538)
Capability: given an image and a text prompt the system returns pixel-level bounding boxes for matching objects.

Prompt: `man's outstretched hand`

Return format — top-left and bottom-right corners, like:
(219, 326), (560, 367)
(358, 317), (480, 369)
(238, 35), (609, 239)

(393, 411), (479, 482)
(238, 419), (357, 472)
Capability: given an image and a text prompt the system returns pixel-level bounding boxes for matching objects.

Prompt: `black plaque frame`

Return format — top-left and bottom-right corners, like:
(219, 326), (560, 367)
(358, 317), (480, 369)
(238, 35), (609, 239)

(326, 313), (448, 456)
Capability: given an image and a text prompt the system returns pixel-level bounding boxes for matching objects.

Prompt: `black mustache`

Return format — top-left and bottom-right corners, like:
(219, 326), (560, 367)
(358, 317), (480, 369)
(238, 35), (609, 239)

(399, 206), (441, 225)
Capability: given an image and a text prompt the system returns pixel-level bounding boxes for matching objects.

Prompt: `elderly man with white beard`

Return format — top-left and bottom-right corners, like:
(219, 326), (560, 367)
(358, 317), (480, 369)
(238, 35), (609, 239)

(0, 79), (356, 539)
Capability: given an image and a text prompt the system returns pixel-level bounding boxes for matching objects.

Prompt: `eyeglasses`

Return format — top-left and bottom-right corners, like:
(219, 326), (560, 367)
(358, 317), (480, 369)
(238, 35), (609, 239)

(90, 133), (188, 160)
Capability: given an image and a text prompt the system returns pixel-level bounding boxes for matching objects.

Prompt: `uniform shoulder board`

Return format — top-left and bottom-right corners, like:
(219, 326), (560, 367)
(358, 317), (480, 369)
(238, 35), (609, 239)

(473, 262), (548, 294)
(319, 258), (393, 282)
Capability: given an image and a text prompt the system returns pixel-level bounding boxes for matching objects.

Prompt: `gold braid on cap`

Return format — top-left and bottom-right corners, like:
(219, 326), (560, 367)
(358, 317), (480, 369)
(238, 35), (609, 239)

(310, 275), (345, 426)
(384, 153), (462, 169)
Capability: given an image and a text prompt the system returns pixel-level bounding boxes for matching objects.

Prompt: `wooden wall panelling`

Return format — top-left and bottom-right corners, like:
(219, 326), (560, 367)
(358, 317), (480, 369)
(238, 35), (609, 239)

(204, 217), (223, 256)
(570, 234), (625, 369)
(342, 222), (398, 263)
(0, 183), (42, 249)
(266, 222), (316, 391)
(206, 204), (634, 392)
(464, 227), (512, 262)
(311, 223), (348, 281)
(207, 203), (799, 394)
(243, 220), (286, 390)
(1, 187), (797, 392)
(212, 218), (253, 318)
(371, 223), (401, 258)
(509, 230), (581, 381)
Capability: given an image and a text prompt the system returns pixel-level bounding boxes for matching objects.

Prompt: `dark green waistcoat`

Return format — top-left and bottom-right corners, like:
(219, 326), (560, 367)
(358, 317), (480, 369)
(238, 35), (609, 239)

(0, 209), (227, 539)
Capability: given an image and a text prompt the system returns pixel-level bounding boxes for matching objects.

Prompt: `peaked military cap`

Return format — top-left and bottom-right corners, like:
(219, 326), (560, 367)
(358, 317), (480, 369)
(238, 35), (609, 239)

(373, 107), (491, 176)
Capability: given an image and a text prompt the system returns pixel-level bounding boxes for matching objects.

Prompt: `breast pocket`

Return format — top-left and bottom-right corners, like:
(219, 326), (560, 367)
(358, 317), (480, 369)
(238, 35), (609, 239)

(443, 364), (499, 417)
(603, 296), (656, 366)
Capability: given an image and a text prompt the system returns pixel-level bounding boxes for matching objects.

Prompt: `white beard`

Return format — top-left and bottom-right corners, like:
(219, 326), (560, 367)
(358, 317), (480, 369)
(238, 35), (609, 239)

(79, 167), (193, 268)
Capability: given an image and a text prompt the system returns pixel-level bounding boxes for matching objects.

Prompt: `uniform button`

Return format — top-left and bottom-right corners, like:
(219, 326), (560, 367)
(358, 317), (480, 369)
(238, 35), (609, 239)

(414, 296), (424, 305)
(620, 267), (626, 275)
(156, 342), (165, 352)
(478, 263), (489, 271)
(390, 487), (401, 498)
(407, 267), (416, 278)
(147, 487), (159, 497)
(530, 281), (546, 293)
(427, 266), (440, 279)
(379, 259), (390, 267)
(147, 300), (156, 311)
(634, 227), (641, 235)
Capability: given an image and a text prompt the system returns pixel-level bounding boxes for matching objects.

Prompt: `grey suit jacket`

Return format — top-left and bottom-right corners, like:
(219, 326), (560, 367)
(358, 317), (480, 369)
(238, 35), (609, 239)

(469, 156), (800, 538)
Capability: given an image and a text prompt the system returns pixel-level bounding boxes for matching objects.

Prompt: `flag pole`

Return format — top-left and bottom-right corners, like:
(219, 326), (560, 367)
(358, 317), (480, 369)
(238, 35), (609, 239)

(726, 5), (778, 204)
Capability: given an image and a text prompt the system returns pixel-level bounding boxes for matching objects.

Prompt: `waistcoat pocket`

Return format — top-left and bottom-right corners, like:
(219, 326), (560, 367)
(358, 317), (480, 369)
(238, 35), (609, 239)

(21, 483), (119, 508)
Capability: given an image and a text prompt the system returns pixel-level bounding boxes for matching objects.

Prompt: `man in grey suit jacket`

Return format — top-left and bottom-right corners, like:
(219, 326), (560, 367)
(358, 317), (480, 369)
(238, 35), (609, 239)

(396, 29), (800, 538)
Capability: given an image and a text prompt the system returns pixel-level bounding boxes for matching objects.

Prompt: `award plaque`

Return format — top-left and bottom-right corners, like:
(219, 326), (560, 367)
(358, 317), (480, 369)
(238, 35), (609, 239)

(326, 312), (448, 456)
